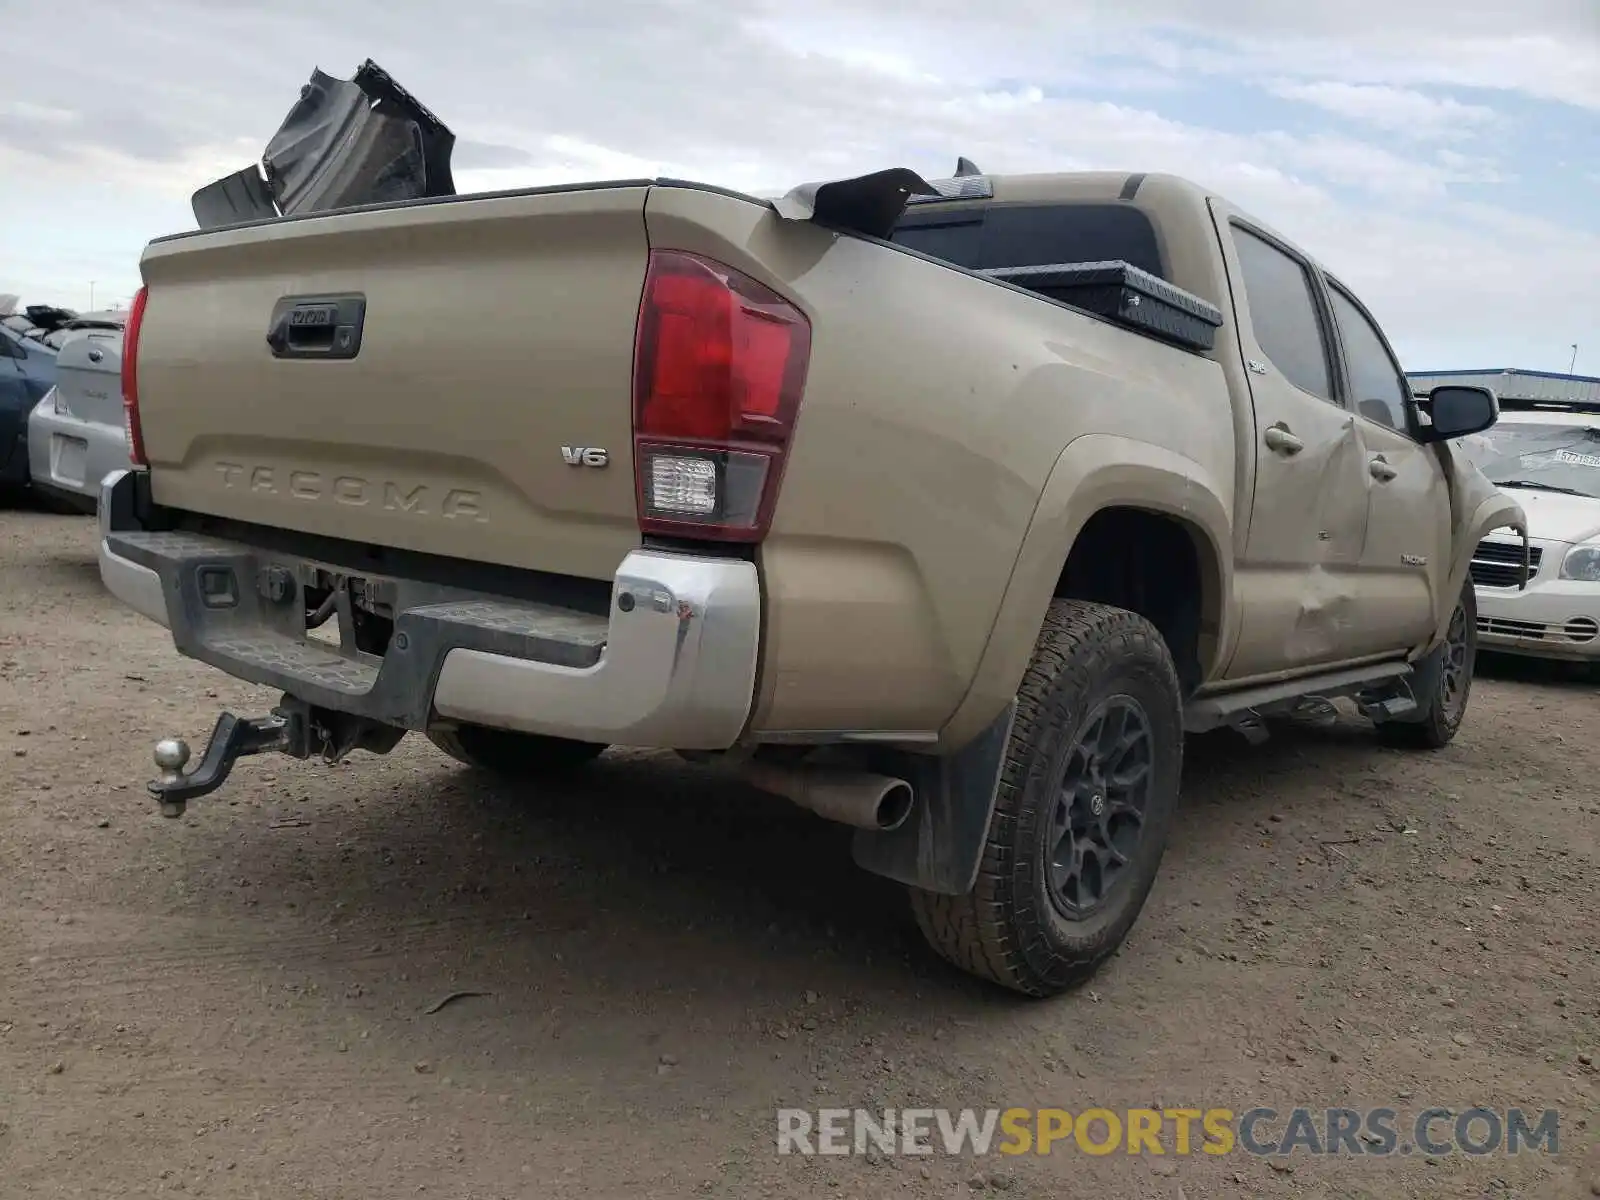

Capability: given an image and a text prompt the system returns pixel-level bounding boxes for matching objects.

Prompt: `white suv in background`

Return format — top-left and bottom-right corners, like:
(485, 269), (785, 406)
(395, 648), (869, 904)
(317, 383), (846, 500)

(1456, 402), (1600, 669)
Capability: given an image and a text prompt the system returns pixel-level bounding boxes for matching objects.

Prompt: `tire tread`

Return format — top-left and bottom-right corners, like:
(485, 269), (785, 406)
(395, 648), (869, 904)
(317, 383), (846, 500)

(1376, 579), (1477, 751)
(911, 598), (1182, 997)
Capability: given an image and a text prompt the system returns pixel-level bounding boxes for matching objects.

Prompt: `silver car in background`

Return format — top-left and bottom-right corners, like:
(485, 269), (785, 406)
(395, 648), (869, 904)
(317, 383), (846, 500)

(27, 324), (128, 513)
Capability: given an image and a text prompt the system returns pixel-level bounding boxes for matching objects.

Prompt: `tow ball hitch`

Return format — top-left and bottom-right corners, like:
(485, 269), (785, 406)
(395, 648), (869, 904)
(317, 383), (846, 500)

(148, 697), (405, 817)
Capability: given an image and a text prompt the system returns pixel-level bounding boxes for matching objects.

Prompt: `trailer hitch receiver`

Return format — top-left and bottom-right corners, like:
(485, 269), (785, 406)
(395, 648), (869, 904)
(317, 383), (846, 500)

(149, 710), (302, 816)
(148, 697), (405, 817)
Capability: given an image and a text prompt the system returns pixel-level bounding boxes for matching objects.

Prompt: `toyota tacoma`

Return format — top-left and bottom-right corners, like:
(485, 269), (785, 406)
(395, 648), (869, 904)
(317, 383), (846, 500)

(100, 62), (1526, 996)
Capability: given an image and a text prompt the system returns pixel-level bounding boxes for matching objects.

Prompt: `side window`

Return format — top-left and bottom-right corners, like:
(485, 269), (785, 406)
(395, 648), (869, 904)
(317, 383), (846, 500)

(1326, 282), (1412, 434)
(1230, 225), (1334, 403)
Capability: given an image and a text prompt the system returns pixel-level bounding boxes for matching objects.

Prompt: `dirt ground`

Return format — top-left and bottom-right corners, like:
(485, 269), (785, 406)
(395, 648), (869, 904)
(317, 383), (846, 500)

(0, 506), (1596, 1200)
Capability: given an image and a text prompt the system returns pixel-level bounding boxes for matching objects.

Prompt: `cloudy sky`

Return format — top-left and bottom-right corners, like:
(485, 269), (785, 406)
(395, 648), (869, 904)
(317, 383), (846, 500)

(2, 0), (1596, 372)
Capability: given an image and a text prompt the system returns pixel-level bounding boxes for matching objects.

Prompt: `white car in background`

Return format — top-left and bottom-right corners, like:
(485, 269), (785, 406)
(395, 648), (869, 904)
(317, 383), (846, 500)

(26, 322), (128, 514)
(1456, 401), (1600, 670)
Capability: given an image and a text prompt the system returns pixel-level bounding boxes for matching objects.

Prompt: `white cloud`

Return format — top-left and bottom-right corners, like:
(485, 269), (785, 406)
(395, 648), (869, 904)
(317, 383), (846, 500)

(1266, 81), (1501, 140)
(778, 0), (1600, 110)
(0, 100), (77, 124)
(1181, 32), (1600, 113)
(0, 0), (1594, 371)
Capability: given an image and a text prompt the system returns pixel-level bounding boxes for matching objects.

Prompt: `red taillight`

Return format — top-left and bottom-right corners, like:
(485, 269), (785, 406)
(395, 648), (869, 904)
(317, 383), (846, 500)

(632, 250), (811, 542)
(121, 285), (149, 467)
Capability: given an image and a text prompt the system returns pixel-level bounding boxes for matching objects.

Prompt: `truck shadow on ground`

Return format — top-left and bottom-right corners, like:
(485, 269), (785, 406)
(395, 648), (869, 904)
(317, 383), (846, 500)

(175, 715), (1410, 1016)
(26, 552), (103, 594)
(1, 519), (102, 594)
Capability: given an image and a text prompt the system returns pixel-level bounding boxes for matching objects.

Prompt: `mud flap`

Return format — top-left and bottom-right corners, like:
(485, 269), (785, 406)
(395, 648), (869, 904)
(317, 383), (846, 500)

(849, 700), (1017, 896)
(1363, 640), (1444, 726)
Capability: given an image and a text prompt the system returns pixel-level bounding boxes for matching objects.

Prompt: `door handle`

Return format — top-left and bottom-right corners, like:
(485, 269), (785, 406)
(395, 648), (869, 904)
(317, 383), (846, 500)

(1369, 454), (1397, 482)
(1263, 423), (1303, 455)
(265, 294), (366, 361)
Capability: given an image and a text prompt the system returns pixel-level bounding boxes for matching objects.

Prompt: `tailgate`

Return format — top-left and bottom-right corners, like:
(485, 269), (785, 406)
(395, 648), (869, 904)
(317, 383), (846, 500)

(135, 183), (650, 582)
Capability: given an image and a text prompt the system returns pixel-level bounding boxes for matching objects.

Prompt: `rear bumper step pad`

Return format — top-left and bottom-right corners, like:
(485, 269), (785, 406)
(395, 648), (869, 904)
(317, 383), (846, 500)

(98, 469), (762, 750)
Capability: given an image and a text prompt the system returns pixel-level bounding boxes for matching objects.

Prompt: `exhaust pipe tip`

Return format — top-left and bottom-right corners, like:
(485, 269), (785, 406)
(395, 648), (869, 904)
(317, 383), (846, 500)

(873, 779), (915, 832)
(742, 762), (916, 833)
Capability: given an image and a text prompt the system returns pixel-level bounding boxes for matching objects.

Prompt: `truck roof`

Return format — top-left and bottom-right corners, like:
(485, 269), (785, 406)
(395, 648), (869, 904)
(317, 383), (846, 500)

(905, 167), (1308, 271)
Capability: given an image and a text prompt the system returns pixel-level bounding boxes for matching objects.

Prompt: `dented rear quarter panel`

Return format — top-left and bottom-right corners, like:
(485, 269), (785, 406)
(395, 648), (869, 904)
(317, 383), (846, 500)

(644, 185), (1237, 746)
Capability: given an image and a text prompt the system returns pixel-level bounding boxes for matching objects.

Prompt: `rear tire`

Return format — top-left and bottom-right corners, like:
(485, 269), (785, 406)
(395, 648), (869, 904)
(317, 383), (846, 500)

(1377, 580), (1476, 750)
(910, 599), (1184, 998)
(427, 723), (608, 776)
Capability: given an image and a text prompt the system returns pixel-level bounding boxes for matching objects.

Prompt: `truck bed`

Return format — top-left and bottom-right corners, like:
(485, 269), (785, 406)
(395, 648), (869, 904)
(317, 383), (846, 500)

(128, 170), (1237, 742)
(133, 166), (1234, 587)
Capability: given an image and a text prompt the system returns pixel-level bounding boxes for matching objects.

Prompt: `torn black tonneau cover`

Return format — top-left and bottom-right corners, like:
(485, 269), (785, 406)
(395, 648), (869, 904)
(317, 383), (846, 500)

(191, 63), (963, 242)
(771, 167), (943, 240)
(190, 66), (966, 243)
(191, 59), (457, 230)
(770, 158), (996, 239)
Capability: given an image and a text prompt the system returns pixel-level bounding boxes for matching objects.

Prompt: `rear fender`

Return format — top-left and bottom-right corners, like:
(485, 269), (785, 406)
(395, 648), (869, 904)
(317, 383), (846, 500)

(938, 433), (1234, 749)
(858, 436), (1231, 894)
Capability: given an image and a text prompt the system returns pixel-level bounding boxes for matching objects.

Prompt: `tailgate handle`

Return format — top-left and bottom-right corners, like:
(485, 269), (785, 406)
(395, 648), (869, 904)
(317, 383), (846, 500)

(266, 294), (367, 361)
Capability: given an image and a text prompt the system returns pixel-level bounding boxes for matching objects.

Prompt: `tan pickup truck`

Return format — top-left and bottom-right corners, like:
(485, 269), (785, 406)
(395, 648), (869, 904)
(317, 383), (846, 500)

(100, 62), (1525, 996)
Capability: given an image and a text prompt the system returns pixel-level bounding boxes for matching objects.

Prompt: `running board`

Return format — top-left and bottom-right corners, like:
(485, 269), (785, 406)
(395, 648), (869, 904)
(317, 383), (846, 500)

(1183, 661), (1412, 734)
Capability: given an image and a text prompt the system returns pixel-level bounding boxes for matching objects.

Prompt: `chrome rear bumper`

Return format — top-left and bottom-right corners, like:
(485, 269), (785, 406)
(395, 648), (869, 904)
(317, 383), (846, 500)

(96, 468), (762, 749)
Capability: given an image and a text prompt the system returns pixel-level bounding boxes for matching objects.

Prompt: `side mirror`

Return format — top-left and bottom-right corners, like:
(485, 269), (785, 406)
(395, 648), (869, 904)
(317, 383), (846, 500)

(1419, 384), (1498, 443)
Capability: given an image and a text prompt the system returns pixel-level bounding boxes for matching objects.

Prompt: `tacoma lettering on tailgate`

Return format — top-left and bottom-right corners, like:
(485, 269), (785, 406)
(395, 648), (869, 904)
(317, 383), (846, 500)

(214, 461), (487, 522)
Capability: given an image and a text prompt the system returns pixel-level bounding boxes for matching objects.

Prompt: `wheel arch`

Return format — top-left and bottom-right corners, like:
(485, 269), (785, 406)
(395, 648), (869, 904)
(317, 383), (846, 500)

(939, 435), (1235, 749)
(1432, 490), (1527, 653)
(1423, 438), (1526, 656)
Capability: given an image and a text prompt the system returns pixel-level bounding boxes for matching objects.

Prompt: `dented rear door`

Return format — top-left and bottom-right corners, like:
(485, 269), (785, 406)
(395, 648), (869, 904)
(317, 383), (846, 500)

(1208, 200), (1375, 679)
(1321, 275), (1451, 651)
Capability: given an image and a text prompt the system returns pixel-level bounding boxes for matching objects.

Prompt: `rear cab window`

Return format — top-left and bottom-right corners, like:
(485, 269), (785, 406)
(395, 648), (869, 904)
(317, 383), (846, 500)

(890, 203), (1168, 280)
